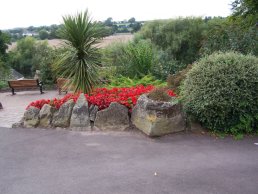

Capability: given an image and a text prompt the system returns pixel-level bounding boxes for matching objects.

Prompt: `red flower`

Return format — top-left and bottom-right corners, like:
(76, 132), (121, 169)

(27, 85), (177, 111)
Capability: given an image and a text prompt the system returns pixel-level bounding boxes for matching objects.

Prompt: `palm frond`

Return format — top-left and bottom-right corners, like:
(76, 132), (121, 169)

(53, 10), (102, 94)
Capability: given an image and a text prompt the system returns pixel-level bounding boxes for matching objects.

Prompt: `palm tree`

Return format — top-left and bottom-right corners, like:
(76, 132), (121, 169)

(54, 10), (102, 94)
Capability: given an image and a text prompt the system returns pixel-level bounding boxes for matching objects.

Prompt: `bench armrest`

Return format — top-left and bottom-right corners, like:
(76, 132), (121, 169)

(38, 81), (43, 86)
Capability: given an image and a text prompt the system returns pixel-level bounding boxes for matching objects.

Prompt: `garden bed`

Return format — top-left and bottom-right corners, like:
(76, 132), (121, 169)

(14, 85), (183, 136)
(27, 85), (176, 111)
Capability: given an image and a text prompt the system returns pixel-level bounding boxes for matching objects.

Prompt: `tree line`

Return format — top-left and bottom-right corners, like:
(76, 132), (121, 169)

(3, 17), (143, 42)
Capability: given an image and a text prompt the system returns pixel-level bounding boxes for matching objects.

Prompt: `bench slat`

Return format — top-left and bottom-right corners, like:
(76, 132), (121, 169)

(8, 79), (43, 95)
(8, 79), (39, 88)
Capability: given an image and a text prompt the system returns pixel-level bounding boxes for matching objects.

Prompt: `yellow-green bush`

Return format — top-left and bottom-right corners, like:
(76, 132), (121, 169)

(103, 74), (166, 88)
(181, 52), (258, 134)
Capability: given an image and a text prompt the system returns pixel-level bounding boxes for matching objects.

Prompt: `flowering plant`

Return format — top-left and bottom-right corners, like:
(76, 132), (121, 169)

(27, 85), (176, 111)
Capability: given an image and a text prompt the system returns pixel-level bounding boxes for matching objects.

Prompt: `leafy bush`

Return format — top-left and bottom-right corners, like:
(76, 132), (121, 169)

(201, 18), (257, 56)
(181, 52), (258, 134)
(103, 74), (166, 88)
(151, 49), (186, 80)
(137, 18), (207, 73)
(0, 80), (8, 90)
(167, 64), (192, 90)
(8, 37), (56, 81)
(102, 40), (154, 78)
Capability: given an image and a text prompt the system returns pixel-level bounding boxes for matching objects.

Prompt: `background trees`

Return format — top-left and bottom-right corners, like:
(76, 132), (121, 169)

(231, 0), (258, 28)
(8, 36), (56, 84)
(39, 29), (49, 40)
(0, 30), (10, 79)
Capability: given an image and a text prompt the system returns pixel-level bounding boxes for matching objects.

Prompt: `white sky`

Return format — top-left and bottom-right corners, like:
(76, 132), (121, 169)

(0, 0), (233, 29)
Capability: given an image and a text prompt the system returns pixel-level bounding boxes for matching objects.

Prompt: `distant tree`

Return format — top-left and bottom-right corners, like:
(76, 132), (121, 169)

(0, 30), (11, 78)
(132, 22), (142, 32)
(201, 17), (257, 56)
(48, 24), (60, 39)
(39, 29), (49, 40)
(128, 17), (136, 23)
(27, 26), (35, 32)
(139, 18), (206, 66)
(8, 37), (36, 76)
(104, 17), (113, 27)
(231, 0), (258, 28)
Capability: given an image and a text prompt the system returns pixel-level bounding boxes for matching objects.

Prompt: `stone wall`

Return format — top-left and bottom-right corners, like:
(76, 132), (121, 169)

(13, 94), (186, 137)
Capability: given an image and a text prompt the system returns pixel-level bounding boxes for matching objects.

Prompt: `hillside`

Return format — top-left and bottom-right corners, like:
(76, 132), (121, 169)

(7, 33), (133, 51)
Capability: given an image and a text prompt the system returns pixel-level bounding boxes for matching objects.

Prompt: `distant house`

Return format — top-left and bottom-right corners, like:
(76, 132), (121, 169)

(22, 32), (38, 37)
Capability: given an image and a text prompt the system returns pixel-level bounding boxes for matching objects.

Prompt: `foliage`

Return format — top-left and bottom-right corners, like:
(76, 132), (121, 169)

(35, 42), (57, 84)
(53, 10), (103, 94)
(8, 37), (55, 79)
(6, 25), (62, 41)
(0, 30), (10, 58)
(8, 37), (36, 76)
(148, 87), (176, 102)
(151, 49), (187, 80)
(102, 40), (154, 78)
(0, 59), (10, 80)
(201, 17), (257, 56)
(167, 64), (192, 90)
(103, 74), (166, 88)
(231, 0), (258, 28)
(0, 80), (8, 90)
(101, 42), (125, 72)
(181, 52), (258, 134)
(39, 29), (49, 40)
(138, 18), (207, 72)
(0, 31), (11, 79)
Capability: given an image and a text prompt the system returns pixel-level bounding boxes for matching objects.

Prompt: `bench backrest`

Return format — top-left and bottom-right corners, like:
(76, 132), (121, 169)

(57, 78), (70, 90)
(8, 79), (39, 88)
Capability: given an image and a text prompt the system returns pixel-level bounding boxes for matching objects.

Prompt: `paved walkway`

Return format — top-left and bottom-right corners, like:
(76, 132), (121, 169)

(0, 127), (258, 194)
(0, 90), (63, 128)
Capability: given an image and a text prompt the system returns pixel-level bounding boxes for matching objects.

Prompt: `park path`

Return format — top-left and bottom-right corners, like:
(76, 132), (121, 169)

(0, 127), (258, 194)
(0, 90), (63, 128)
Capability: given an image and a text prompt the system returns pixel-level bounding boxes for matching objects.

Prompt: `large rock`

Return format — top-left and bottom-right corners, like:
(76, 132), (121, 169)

(52, 99), (75, 128)
(94, 102), (129, 131)
(131, 94), (185, 137)
(23, 106), (40, 128)
(89, 105), (98, 122)
(70, 94), (90, 130)
(12, 117), (24, 128)
(39, 104), (56, 128)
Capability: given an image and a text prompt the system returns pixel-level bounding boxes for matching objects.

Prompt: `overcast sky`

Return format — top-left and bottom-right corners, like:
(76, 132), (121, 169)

(0, 0), (233, 29)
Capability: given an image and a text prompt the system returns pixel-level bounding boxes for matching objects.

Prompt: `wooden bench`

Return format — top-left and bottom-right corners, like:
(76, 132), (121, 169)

(56, 78), (69, 95)
(8, 79), (43, 95)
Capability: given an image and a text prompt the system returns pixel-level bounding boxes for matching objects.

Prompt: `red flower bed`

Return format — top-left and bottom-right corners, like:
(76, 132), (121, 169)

(27, 85), (176, 110)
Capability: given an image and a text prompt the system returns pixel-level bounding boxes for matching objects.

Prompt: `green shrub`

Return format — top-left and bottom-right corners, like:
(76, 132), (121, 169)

(181, 52), (258, 134)
(201, 18), (257, 56)
(137, 18), (207, 72)
(151, 49), (186, 80)
(102, 40), (154, 78)
(0, 80), (8, 90)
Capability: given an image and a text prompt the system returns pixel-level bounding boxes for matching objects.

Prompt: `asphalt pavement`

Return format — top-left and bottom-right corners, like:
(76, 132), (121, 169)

(0, 127), (258, 194)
